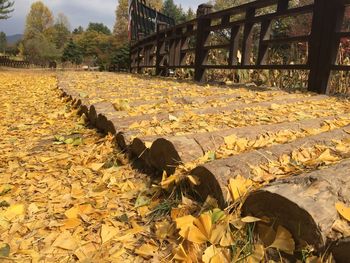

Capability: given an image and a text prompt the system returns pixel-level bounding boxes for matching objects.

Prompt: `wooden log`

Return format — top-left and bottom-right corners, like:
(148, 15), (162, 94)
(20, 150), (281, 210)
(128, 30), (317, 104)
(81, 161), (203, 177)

(115, 95), (308, 164)
(110, 94), (327, 132)
(190, 125), (350, 207)
(242, 159), (350, 262)
(148, 115), (350, 175)
(88, 101), (115, 127)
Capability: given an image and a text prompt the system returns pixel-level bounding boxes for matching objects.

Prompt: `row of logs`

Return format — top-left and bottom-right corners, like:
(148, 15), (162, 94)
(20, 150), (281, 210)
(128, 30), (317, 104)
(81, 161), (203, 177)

(58, 80), (350, 262)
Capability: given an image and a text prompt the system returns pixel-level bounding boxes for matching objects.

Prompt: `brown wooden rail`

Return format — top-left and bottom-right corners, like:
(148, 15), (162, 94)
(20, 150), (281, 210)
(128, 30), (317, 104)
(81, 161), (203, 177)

(130, 0), (350, 94)
(0, 56), (30, 68)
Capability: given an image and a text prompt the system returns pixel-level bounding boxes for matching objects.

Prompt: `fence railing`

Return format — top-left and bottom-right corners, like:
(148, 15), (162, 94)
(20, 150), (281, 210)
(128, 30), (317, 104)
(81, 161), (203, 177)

(0, 56), (29, 68)
(130, 0), (350, 94)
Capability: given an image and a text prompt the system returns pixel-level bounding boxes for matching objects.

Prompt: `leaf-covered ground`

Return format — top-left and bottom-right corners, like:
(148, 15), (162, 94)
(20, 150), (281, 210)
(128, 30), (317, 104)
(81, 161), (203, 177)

(1, 71), (350, 263)
(0, 71), (164, 262)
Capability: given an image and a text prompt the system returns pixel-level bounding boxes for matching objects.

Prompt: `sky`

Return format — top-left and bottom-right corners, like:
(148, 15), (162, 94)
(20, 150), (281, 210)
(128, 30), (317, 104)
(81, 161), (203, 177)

(0, 0), (204, 35)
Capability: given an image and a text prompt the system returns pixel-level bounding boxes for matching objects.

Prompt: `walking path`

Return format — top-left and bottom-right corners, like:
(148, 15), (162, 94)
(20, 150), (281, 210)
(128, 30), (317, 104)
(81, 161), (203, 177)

(0, 71), (161, 262)
(0, 70), (349, 262)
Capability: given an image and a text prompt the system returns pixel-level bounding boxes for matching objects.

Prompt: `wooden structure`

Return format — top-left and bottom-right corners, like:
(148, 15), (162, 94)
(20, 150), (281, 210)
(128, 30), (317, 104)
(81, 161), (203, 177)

(0, 56), (29, 68)
(129, 0), (175, 41)
(130, 0), (350, 94)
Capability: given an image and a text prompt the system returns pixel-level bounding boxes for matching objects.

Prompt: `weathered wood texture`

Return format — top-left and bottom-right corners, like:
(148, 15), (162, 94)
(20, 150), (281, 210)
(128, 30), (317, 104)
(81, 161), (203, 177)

(242, 159), (350, 262)
(148, 115), (347, 174)
(130, 0), (349, 95)
(191, 126), (350, 206)
(58, 73), (350, 261)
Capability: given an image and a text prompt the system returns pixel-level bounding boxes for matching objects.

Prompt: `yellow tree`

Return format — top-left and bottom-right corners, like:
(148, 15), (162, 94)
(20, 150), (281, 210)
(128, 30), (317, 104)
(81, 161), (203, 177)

(113, 0), (130, 44)
(24, 1), (54, 40)
(113, 0), (163, 44)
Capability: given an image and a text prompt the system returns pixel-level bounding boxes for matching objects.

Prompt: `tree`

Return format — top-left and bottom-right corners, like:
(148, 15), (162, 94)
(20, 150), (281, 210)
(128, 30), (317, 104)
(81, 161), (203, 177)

(24, 1), (54, 40)
(24, 34), (60, 65)
(23, 2), (58, 64)
(161, 0), (186, 24)
(62, 39), (83, 64)
(186, 8), (195, 21)
(111, 44), (130, 71)
(148, 0), (163, 10)
(113, 0), (129, 44)
(113, 0), (162, 44)
(87, 23), (111, 35)
(46, 13), (71, 49)
(73, 26), (84, 35)
(213, 0), (256, 11)
(0, 31), (6, 53)
(0, 0), (14, 19)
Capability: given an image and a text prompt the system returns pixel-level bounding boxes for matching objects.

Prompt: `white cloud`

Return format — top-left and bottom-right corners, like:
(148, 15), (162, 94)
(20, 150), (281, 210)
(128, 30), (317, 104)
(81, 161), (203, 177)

(0, 0), (117, 35)
(0, 0), (203, 35)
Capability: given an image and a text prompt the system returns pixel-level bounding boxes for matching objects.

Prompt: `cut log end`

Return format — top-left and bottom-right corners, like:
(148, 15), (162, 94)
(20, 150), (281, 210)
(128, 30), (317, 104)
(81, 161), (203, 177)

(242, 190), (324, 250)
(190, 166), (225, 208)
(149, 138), (182, 175)
(130, 138), (148, 159)
(88, 105), (97, 126)
(116, 132), (128, 150)
(78, 104), (89, 116)
(242, 160), (350, 258)
(331, 238), (350, 263)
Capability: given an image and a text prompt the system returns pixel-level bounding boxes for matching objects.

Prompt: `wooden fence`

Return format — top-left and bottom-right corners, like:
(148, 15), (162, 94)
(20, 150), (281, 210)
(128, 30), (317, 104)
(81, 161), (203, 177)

(0, 56), (29, 68)
(130, 0), (350, 94)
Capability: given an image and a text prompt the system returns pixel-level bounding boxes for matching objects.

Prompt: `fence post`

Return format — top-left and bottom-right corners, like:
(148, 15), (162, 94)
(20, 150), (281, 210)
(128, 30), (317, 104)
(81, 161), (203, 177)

(308, 0), (345, 94)
(156, 22), (167, 76)
(194, 4), (213, 82)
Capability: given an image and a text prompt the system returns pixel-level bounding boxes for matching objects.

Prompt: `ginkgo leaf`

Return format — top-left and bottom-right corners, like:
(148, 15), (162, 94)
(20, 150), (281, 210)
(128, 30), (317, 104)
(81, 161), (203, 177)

(134, 243), (158, 258)
(202, 245), (217, 263)
(89, 162), (105, 171)
(175, 215), (196, 239)
(3, 204), (25, 221)
(101, 224), (119, 244)
(211, 208), (225, 224)
(194, 214), (212, 240)
(52, 231), (78, 250)
(269, 225), (295, 255)
(247, 244), (265, 263)
(173, 244), (189, 261)
(224, 134), (237, 147)
(241, 216), (262, 223)
(335, 202), (350, 222)
(187, 175), (200, 186)
(228, 175), (253, 201)
(187, 224), (208, 244)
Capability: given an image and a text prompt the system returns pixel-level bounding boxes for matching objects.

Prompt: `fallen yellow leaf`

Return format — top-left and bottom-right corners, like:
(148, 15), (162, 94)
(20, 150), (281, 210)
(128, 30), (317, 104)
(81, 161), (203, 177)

(269, 225), (295, 255)
(335, 202), (350, 222)
(101, 224), (119, 244)
(3, 204), (25, 221)
(134, 243), (158, 258)
(52, 231), (78, 250)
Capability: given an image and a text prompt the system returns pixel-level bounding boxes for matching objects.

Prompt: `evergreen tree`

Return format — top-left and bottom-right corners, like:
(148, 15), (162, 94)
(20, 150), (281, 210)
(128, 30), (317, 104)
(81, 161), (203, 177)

(111, 44), (130, 71)
(62, 39), (83, 64)
(186, 8), (195, 21)
(73, 26), (84, 35)
(161, 0), (187, 24)
(0, 31), (6, 54)
(87, 23), (111, 35)
(0, 0), (14, 19)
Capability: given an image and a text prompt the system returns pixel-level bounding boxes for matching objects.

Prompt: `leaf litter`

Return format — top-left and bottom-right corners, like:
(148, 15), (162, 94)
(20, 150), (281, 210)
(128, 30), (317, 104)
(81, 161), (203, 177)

(1, 71), (350, 262)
